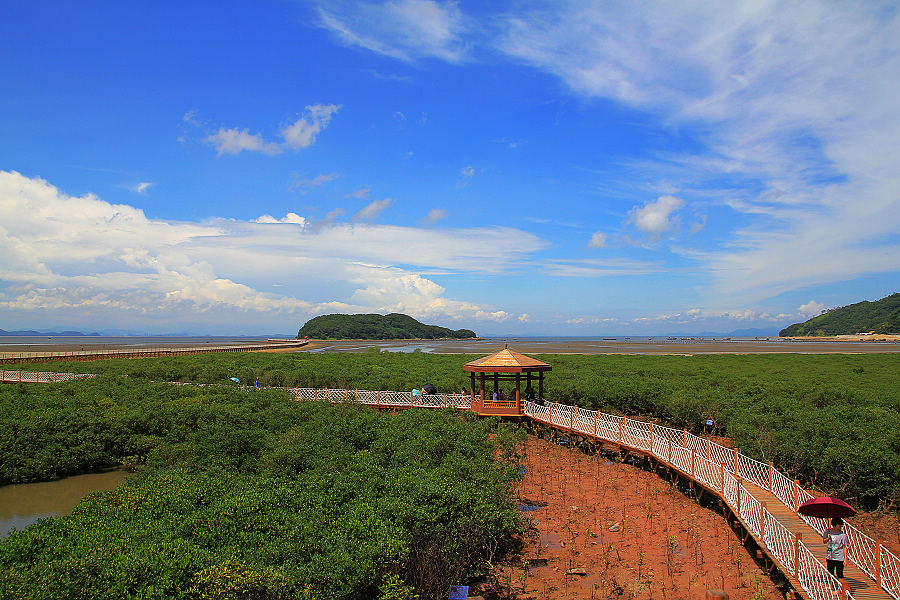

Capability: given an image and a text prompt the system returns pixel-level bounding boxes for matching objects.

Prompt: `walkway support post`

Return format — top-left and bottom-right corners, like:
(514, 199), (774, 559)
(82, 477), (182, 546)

(571, 405), (577, 432)
(667, 437), (672, 464)
(877, 540), (883, 587)
(618, 420), (623, 444)
(793, 533), (801, 575)
(840, 581), (849, 600)
(794, 480), (801, 512)
(733, 447), (739, 474)
(768, 461), (774, 492)
(691, 448), (696, 478)
(594, 413), (599, 438)
(736, 476), (742, 516)
(649, 427), (654, 454)
(760, 502), (766, 539)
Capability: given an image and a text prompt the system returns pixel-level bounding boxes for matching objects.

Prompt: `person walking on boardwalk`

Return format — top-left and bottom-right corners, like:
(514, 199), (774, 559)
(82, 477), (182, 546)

(823, 517), (847, 579)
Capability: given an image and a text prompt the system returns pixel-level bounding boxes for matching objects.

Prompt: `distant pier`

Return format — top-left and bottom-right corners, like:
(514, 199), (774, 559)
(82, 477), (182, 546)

(0, 339), (308, 365)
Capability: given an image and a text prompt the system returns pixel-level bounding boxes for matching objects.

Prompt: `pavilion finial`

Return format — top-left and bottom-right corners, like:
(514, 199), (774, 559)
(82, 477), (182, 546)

(505, 343), (508, 349)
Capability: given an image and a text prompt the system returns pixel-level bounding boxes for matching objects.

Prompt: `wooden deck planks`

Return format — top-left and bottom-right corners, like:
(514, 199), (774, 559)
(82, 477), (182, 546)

(740, 481), (892, 600)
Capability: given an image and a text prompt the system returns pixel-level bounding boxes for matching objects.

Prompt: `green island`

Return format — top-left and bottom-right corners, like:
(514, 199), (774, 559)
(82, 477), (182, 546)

(2, 351), (899, 599)
(297, 313), (476, 340)
(780, 292), (900, 336)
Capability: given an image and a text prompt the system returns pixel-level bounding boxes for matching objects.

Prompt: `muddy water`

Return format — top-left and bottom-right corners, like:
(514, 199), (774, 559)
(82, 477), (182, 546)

(0, 470), (128, 539)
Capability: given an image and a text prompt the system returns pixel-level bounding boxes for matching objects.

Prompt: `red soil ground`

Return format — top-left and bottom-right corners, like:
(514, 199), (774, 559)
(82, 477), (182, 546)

(481, 437), (787, 600)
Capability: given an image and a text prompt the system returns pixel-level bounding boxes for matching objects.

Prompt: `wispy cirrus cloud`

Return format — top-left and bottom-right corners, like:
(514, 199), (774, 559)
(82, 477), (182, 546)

(353, 198), (395, 221)
(491, 2), (900, 304)
(316, 0), (468, 63)
(290, 172), (339, 195)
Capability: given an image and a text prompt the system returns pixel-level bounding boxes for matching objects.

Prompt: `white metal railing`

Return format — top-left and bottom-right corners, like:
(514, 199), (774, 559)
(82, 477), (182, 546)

(0, 370), (96, 383)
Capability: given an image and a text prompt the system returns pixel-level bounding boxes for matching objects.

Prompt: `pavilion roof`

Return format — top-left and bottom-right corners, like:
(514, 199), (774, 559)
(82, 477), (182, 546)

(463, 346), (551, 373)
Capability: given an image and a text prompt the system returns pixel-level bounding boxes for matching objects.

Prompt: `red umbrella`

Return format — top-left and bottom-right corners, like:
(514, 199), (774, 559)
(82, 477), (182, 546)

(798, 496), (856, 519)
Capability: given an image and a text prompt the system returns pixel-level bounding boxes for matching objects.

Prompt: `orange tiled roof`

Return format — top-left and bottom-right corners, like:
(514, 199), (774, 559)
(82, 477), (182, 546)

(463, 347), (551, 372)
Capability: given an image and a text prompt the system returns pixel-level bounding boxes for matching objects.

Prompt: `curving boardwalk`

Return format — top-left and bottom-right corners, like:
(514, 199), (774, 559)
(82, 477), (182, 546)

(285, 387), (898, 600)
(4, 372), (897, 600)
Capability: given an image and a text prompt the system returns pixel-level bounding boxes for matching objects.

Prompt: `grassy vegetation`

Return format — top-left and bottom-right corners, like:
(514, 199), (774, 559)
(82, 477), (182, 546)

(11, 350), (899, 509)
(0, 378), (524, 599)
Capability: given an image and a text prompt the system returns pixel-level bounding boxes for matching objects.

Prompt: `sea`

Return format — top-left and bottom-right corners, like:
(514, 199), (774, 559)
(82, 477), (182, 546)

(4, 335), (896, 355)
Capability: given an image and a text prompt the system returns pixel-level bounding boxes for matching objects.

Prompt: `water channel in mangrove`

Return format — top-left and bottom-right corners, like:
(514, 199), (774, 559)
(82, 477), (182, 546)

(0, 470), (128, 539)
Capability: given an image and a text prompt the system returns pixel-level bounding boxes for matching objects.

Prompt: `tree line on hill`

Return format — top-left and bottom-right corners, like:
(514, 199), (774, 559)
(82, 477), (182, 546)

(297, 313), (476, 340)
(780, 292), (900, 336)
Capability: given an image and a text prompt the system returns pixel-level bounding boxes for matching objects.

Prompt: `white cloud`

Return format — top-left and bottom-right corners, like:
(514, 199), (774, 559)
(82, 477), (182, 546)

(629, 195), (684, 234)
(128, 182), (152, 194)
(317, 0), (468, 63)
(204, 105), (340, 156)
(205, 128), (281, 156)
(491, 3), (900, 304)
(460, 165), (475, 178)
(422, 208), (447, 225)
(280, 104), (341, 150)
(346, 186), (371, 199)
(353, 198), (394, 221)
(254, 212), (309, 227)
(0, 171), (547, 330)
(290, 172), (339, 195)
(544, 258), (660, 278)
(798, 300), (825, 318)
(587, 231), (607, 248)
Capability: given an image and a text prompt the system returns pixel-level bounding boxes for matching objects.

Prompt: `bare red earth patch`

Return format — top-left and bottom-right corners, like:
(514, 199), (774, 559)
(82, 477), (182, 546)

(480, 437), (787, 600)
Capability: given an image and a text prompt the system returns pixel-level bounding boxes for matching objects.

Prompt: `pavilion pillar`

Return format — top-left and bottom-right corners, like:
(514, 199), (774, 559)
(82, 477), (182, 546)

(479, 373), (485, 405)
(539, 371), (544, 399)
(515, 372), (521, 412)
(469, 372), (476, 403)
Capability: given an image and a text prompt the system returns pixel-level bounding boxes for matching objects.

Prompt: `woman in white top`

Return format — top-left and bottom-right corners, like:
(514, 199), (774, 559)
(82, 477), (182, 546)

(822, 517), (848, 579)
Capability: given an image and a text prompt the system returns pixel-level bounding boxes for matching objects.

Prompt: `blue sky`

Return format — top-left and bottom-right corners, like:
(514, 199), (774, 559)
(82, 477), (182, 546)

(1, 1), (898, 335)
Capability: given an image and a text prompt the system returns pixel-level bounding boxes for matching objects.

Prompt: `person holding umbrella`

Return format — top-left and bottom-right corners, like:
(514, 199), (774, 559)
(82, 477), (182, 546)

(823, 517), (848, 579)
(798, 495), (855, 581)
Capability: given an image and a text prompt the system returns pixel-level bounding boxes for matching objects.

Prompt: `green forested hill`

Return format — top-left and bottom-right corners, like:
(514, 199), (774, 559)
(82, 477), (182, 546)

(297, 312), (476, 340)
(779, 292), (900, 336)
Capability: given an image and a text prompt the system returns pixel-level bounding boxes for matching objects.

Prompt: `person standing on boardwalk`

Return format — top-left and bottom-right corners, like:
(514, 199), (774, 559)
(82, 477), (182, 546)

(823, 517), (847, 579)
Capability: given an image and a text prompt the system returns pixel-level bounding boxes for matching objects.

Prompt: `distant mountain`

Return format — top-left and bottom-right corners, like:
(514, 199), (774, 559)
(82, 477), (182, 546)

(779, 292), (900, 336)
(297, 313), (476, 340)
(0, 329), (101, 336)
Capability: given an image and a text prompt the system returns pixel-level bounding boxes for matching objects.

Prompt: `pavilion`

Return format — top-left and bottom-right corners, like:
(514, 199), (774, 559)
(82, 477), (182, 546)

(463, 345), (551, 416)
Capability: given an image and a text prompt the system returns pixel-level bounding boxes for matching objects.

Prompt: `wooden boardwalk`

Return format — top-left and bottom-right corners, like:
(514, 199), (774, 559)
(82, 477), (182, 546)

(739, 481), (891, 600)
(0, 339), (309, 365)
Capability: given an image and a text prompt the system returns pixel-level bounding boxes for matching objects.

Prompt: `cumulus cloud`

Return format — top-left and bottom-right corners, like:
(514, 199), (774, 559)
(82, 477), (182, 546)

(0, 171), (545, 330)
(317, 0), (468, 63)
(281, 104), (341, 150)
(353, 198), (394, 221)
(254, 212), (309, 226)
(798, 300), (825, 318)
(422, 208), (447, 225)
(587, 231), (607, 248)
(204, 105), (341, 156)
(629, 195), (684, 234)
(205, 128), (281, 156)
